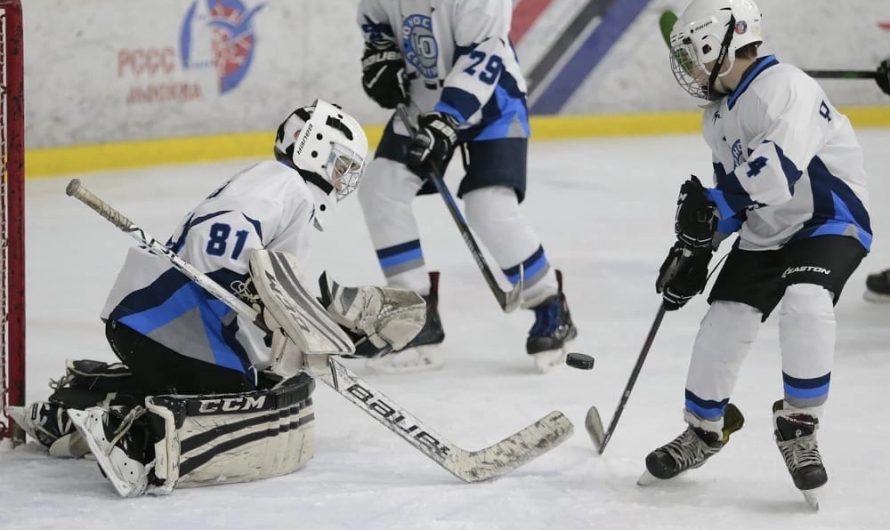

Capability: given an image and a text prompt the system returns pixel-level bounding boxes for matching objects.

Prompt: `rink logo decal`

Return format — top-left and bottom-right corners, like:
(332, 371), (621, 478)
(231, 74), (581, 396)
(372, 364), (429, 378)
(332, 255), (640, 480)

(782, 266), (831, 278)
(180, 0), (266, 94)
(346, 384), (451, 456)
(117, 0), (265, 105)
(527, 0), (652, 114)
(402, 14), (438, 81)
(197, 395), (267, 414)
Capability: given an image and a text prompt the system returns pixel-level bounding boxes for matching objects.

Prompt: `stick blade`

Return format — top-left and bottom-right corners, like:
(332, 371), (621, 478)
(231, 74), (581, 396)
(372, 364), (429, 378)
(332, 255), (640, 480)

(451, 411), (574, 482)
(659, 10), (679, 48)
(499, 281), (523, 313)
(584, 406), (606, 453)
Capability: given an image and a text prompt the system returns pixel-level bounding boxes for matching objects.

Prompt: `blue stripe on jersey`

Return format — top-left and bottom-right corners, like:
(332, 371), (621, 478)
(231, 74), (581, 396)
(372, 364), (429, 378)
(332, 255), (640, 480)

(684, 390), (729, 420)
(503, 245), (547, 286)
(773, 142), (804, 189)
(437, 88), (478, 125)
(727, 55), (779, 110)
(376, 240), (423, 270)
(447, 43), (529, 142)
(111, 267), (252, 373)
(359, 16), (395, 43)
(474, 85), (531, 141)
(793, 156), (872, 250)
(717, 215), (743, 235)
(168, 210), (232, 253)
(243, 213), (263, 242)
(783, 372), (830, 399)
(709, 162), (758, 219)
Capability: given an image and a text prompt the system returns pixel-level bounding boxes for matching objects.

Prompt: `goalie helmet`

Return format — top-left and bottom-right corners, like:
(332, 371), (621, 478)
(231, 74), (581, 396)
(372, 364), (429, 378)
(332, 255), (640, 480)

(274, 99), (369, 202)
(669, 0), (762, 100)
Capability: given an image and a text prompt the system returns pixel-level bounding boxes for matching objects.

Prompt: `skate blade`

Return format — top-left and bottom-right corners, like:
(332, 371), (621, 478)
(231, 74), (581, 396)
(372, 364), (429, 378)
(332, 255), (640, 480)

(5, 407), (30, 438)
(637, 470), (662, 486)
(863, 290), (890, 303)
(365, 344), (445, 374)
(802, 488), (821, 511)
(532, 348), (569, 374)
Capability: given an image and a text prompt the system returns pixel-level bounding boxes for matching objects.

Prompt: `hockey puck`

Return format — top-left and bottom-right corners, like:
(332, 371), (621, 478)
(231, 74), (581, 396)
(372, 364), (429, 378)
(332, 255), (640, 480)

(565, 352), (595, 370)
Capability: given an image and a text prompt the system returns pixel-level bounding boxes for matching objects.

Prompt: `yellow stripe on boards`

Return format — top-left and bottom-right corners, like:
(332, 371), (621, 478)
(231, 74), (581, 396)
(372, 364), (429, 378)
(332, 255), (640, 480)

(24, 106), (890, 178)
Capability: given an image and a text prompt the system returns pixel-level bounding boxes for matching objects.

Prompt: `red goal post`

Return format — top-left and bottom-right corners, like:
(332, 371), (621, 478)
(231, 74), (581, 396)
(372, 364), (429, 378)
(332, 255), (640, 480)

(1, 0), (25, 442)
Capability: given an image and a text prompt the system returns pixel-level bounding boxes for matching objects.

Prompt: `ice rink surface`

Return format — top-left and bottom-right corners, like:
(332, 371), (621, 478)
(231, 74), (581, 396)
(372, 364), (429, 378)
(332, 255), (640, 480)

(2, 131), (889, 529)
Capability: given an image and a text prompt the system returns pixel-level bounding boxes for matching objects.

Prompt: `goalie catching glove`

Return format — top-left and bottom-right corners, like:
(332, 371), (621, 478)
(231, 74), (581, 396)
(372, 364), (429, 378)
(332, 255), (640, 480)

(242, 249), (425, 374)
(319, 272), (426, 358)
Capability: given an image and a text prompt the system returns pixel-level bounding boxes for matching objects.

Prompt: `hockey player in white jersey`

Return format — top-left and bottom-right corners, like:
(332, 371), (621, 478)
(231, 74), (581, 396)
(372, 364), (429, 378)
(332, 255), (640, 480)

(10, 101), (427, 497)
(642, 0), (870, 508)
(356, 0), (577, 373)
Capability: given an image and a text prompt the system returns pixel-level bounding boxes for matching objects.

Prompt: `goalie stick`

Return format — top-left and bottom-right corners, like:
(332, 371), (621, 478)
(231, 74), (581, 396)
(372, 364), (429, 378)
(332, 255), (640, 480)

(66, 178), (573, 482)
(395, 104), (523, 314)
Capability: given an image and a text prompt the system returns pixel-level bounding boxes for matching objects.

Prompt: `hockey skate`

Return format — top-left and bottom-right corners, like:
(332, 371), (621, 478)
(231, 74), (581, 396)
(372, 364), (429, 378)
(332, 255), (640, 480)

(366, 272), (445, 374)
(6, 402), (90, 458)
(863, 269), (890, 302)
(639, 403), (744, 485)
(773, 400), (827, 510)
(68, 406), (156, 498)
(526, 270), (577, 373)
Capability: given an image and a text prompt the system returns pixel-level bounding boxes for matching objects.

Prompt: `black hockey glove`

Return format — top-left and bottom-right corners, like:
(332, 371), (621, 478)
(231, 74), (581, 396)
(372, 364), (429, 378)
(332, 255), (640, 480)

(361, 42), (409, 109)
(656, 242), (713, 311)
(674, 175), (718, 248)
(405, 111), (459, 177)
(877, 58), (890, 97)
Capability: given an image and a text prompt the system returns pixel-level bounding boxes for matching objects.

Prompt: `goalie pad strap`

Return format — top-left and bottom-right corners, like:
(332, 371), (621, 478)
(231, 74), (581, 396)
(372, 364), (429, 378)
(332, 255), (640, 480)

(147, 374), (316, 491)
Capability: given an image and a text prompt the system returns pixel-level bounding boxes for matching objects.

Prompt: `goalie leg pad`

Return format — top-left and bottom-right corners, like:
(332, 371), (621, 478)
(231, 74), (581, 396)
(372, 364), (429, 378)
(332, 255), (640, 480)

(147, 373), (316, 492)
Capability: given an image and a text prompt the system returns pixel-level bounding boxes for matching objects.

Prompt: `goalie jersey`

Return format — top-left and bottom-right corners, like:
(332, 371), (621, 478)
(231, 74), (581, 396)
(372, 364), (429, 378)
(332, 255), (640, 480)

(358, 0), (529, 141)
(100, 161), (327, 375)
(702, 54), (871, 251)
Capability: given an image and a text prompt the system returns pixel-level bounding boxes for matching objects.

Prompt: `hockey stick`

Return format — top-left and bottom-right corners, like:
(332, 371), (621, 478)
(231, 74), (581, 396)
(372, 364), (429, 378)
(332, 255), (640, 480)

(584, 248), (692, 454)
(395, 105), (523, 313)
(659, 10), (886, 86)
(585, 303), (666, 454)
(66, 178), (573, 482)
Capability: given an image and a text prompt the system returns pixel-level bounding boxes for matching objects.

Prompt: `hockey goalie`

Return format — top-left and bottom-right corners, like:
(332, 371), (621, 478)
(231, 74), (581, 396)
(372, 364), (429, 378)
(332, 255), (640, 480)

(9, 100), (426, 497)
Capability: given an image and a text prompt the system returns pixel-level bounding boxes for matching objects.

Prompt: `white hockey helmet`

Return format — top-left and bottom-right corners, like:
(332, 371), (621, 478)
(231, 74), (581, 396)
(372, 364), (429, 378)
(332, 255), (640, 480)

(274, 99), (369, 202)
(669, 0), (763, 100)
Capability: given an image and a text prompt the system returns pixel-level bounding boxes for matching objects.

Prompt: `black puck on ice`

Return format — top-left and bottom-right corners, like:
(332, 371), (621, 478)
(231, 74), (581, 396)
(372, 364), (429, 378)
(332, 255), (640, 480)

(565, 352), (595, 370)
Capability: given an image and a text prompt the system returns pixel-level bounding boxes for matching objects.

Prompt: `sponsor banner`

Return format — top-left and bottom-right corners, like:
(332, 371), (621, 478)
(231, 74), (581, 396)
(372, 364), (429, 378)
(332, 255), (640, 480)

(22, 0), (890, 149)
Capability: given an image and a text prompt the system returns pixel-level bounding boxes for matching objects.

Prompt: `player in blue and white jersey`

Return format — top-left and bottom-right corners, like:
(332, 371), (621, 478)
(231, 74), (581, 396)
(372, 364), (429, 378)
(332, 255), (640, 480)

(356, 0), (577, 373)
(641, 0), (871, 504)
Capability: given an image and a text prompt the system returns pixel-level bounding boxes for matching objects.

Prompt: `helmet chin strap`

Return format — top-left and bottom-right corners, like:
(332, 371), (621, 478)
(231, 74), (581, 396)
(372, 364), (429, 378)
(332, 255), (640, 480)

(706, 13), (736, 100)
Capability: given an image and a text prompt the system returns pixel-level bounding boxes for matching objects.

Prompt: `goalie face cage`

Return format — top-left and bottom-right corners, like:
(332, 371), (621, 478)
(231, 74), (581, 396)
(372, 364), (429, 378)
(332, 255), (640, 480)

(0, 0), (24, 441)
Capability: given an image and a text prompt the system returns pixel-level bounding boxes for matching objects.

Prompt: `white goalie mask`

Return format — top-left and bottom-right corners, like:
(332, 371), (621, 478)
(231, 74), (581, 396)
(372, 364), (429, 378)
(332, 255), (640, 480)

(669, 0), (762, 100)
(274, 99), (369, 202)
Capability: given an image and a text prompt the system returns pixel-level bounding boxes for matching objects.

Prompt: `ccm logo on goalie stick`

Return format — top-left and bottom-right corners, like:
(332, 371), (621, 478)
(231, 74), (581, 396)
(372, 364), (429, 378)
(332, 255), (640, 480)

(346, 384), (451, 457)
(197, 395), (267, 414)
